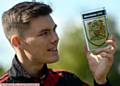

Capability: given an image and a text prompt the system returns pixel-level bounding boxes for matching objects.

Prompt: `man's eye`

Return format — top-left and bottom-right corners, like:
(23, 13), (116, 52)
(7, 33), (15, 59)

(39, 31), (50, 36)
(43, 31), (49, 35)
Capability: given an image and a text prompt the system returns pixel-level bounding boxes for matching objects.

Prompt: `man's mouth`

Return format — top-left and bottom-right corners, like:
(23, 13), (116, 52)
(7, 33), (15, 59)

(48, 48), (57, 51)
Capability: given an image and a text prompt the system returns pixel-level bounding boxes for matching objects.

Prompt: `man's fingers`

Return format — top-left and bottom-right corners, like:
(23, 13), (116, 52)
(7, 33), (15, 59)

(106, 39), (116, 54)
(99, 52), (113, 62)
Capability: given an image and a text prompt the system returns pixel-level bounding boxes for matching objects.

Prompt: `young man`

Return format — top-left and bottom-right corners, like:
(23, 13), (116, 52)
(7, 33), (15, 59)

(0, 1), (116, 86)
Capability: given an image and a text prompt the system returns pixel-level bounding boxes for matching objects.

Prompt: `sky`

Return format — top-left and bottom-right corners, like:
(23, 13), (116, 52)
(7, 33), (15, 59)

(0, 0), (120, 69)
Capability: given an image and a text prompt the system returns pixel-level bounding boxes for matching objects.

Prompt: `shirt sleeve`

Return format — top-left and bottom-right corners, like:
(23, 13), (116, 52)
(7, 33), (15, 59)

(94, 79), (112, 86)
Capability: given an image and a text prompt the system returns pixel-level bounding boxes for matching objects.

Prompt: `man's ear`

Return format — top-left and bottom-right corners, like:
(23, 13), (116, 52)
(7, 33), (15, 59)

(11, 35), (21, 48)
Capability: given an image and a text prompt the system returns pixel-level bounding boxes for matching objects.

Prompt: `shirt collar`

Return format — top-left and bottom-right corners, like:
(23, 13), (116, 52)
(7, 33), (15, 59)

(9, 55), (49, 79)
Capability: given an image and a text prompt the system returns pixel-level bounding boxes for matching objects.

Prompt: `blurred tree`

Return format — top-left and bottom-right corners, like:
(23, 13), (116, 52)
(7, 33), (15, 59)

(107, 16), (120, 86)
(0, 65), (5, 76)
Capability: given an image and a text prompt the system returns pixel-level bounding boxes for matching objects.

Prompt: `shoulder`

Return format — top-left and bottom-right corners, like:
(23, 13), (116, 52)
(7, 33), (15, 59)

(48, 69), (89, 86)
(0, 72), (10, 83)
(48, 69), (75, 78)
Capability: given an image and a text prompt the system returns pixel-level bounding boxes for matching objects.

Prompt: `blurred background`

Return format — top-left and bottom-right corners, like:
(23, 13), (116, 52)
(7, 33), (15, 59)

(0, 0), (120, 86)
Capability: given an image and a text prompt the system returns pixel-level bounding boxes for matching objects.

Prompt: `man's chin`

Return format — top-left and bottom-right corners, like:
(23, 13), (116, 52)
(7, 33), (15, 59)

(48, 56), (59, 64)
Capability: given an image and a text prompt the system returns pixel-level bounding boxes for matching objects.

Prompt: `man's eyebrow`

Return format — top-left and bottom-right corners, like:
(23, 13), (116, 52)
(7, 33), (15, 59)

(38, 24), (57, 33)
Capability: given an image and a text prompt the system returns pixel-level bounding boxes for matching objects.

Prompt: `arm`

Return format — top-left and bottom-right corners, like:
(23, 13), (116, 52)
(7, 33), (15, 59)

(86, 38), (116, 85)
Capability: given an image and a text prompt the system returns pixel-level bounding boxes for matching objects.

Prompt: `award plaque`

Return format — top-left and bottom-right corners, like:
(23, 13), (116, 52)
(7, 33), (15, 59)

(82, 8), (110, 53)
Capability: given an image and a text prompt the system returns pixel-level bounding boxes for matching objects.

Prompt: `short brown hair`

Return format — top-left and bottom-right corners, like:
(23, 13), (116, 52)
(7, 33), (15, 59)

(2, 1), (52, 41)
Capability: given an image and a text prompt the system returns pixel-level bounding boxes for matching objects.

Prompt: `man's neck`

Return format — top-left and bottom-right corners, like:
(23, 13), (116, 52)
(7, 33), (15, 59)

(22, 63), (44, 77)
(16, 52), (44, 77)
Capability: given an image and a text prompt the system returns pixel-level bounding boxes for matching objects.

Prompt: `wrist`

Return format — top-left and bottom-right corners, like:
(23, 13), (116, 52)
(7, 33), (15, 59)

(95, 78), (107, 84)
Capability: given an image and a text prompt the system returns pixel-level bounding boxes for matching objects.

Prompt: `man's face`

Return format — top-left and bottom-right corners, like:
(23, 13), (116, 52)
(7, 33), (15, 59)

(22, 15), (59, 64)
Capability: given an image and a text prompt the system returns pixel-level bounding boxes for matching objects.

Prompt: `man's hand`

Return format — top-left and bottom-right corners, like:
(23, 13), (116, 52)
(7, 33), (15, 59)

(86, 39), (116, 84)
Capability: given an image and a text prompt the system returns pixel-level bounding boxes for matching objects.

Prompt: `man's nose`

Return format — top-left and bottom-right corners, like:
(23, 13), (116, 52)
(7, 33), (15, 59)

(51, 32), (59, 44)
